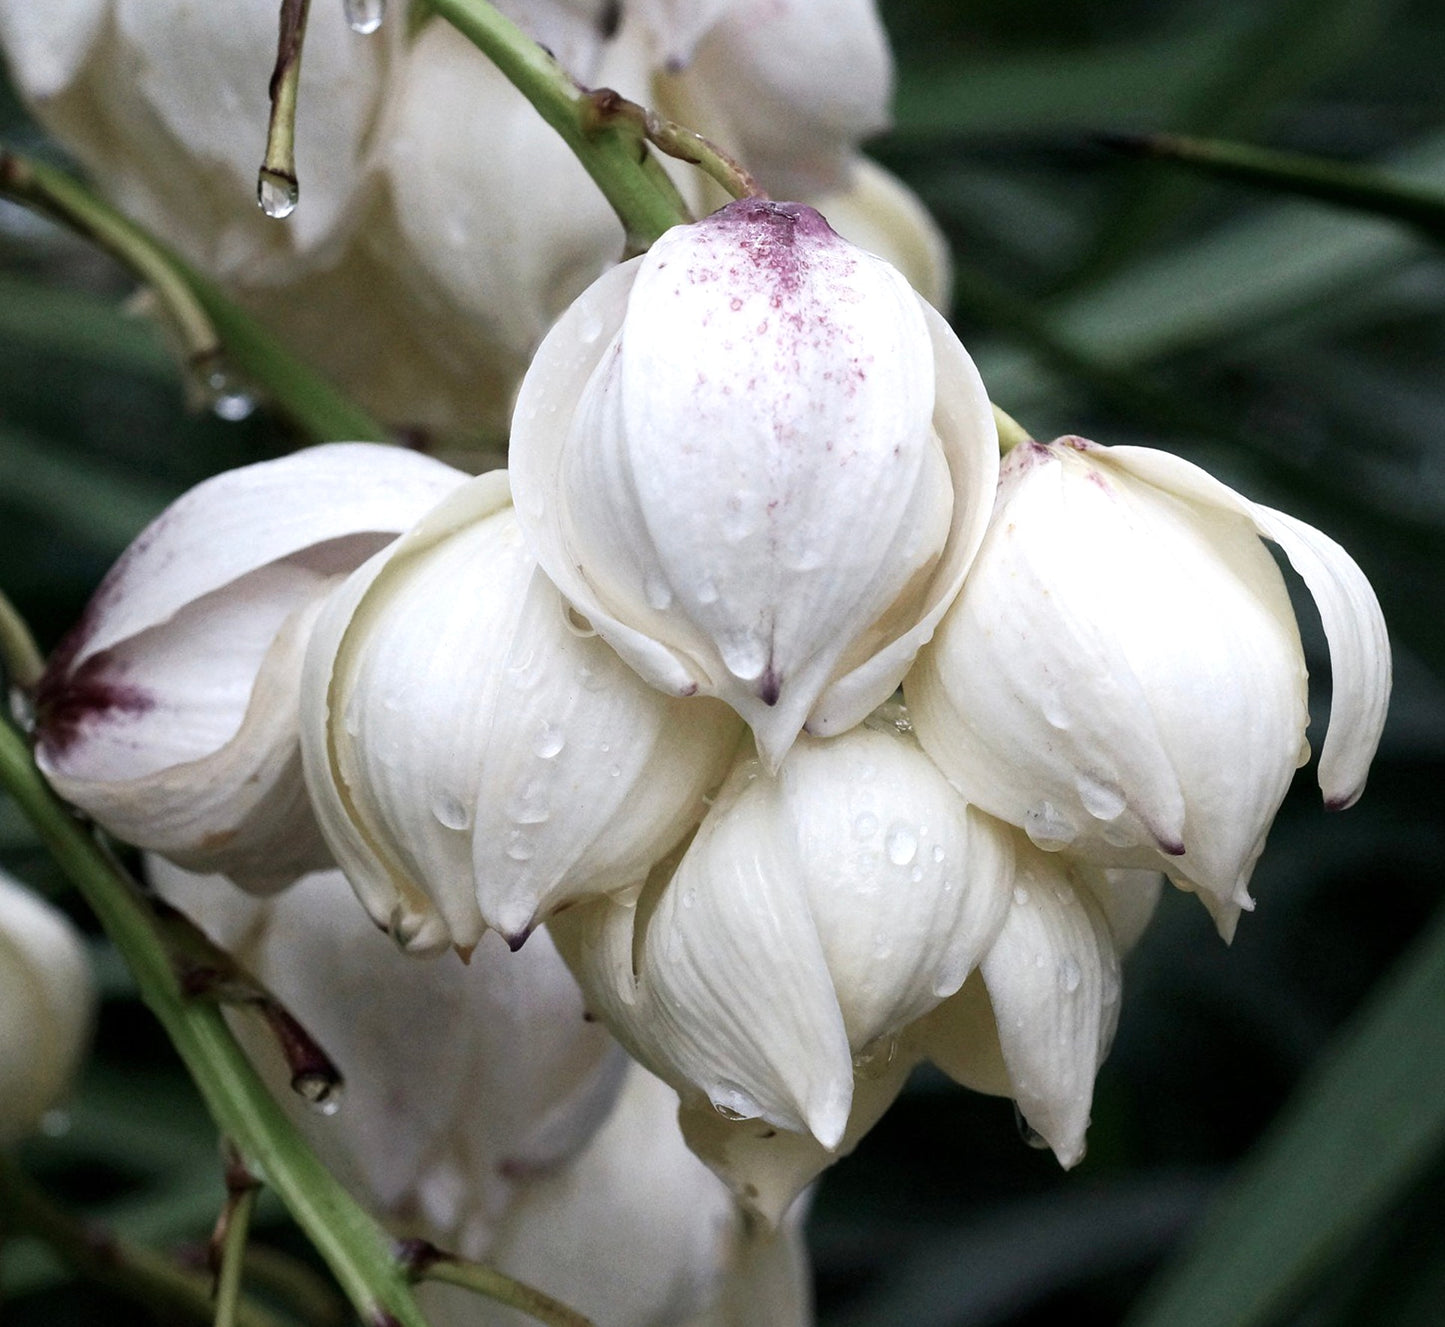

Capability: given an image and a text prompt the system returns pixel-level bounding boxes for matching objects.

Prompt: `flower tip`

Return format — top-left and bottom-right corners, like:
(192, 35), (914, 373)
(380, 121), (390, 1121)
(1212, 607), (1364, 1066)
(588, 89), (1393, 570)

(805, 1084), (852, 1152)
(452, 942), (475, 965)
(503, 923), (536, 954)
(1324, 785), (1364, 812)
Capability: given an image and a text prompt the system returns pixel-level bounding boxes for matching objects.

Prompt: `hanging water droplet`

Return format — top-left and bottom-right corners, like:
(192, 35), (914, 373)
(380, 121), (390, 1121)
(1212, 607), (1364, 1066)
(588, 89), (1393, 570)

(343, 0), (385, 34)
(507, 777), (550, 825)
(853, 811), (879, 840)
(532, 722), (565, 759)
(504, 829), (535, 862)
(256, 167), (298, 219)
(1024, 801), (1077, 851)
(1013, 1101), (1050, 1149)
(1075, 774), (1126, 822)
(431, 791), (471, 832)
(931, 843), (946, 864)
(292, 1071), (343, 1116)
(852, 1034), (898, 1080)
(204, 369), (256, 421)
(710, 1084), (760, 1122)
(1012, 886), (1030, 906)
(886, 824), (918, 866)
(1060, 954), (1083, 993)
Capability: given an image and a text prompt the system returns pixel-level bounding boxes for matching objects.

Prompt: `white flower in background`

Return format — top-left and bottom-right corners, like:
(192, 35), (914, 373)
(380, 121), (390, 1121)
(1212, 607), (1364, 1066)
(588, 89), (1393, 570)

(300, 471), (743, 954)
(0, 869), (94, 1145)
(906, 437), (1392, 938)
(34, 444), (466, 891)
(0, 0), (389, 282)
(511, 200), (997, 768)
(550, 717), (1016, 1207)
(0, 0), (946, 441)
(151, 861), (810, 1326)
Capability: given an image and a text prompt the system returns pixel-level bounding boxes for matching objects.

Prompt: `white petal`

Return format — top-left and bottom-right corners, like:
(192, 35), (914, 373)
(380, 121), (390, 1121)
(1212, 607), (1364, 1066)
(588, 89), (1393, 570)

(904, 973), (1011, 1099)
(1084, 868), (1164, 954)
(479, 1067), (739, 1322)
(301, 471), (741, 951)
(0, 0), (107, 100)
(677, 1046), (915, 1227)
(149, 861), (624, 1240)
(975, 841), (1122, 1168)
(809, 155), (954, 312)
(552, 783), (856, 1147)
(0, 869), (95, 1145)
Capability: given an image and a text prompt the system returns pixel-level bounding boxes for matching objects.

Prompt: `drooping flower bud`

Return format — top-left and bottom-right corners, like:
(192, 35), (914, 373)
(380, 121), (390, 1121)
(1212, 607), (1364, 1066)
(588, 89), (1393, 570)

(0, 869), (94, 1145)
(35, 444), (466, 890)
(300, 472), (743, 954)
(511, 200), (998, 769)
(549, 719), (1014, 1172)
(906, 437), (1392, 938)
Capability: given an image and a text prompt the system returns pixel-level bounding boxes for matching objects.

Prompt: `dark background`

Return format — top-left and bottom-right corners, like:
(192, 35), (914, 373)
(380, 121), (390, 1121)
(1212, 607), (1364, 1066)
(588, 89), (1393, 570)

(2, 0), (1444, 1323)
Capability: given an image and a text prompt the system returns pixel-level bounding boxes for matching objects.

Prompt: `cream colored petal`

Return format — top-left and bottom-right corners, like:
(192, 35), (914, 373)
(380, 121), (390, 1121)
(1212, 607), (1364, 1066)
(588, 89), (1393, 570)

(677, 1047), (915, 1227)
(904, 973), (1011, 1099)
(1099, 447), (1391, 813)
(977, 841), (1122, 1168)
(0, 870), (94, 1145)
(1084, 868), (1164, 954)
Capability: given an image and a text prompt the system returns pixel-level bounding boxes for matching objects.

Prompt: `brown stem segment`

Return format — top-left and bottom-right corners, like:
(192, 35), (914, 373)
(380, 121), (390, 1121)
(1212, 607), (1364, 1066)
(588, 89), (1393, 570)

(396, 1238), (597, 1327)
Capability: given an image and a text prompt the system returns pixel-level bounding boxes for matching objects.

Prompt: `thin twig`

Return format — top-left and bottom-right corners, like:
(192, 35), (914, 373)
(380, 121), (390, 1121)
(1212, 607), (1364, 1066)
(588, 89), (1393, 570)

(211, 1149), (261, 1327)
(0, 587), (43, 692)
(259, 0), (312, 219)
(397, 1238), (596, 1327)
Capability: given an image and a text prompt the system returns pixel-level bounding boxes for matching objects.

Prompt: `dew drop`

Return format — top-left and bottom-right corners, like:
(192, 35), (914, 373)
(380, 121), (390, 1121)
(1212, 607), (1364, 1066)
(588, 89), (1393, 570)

(680, 889), (696, 909)
(852, 1034), (898, 1080)
(1013, 1101), (1050, 1150)
(886, 824), (918, 866)
(292, 1071), (343, 1116)
(343, 0), (385, 34)
(696, 577), (720, 605)
(256, 168), (298, 219)
(608, 763), (621, 778)
(853, 811), (879, 840)
(431, 791), (471, 832)
(719, 630), (768, 683)
(721, 496), (756, 543)
(644, 570), (673, 610)
(205, 369), (256, 421)
(1076, 774), (1126, 822)
(931, 843), (946, 864)
(1024, 801), (1077, 851)
(1013, 886), (1030, 906)
(507, 778), (550, 825)
(504, 830), (534, 862)
(532, 722), (565, 759)
(710, 1084), (760, 1122)
(1041, 690), (1072, 730)
(1060, 955), (1083, 993)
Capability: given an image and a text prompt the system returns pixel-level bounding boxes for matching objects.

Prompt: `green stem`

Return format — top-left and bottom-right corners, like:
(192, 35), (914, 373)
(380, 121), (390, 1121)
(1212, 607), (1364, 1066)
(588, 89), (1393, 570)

(992, 404), (1034, 454)
(400, 1239), (595, 1327)
(0, 1153), (285, 1327)
(0, 146), (385, 442)
(0, 717), (431, 1327)
(258, 0), (312, 220)
(422, 0), (690, 250)
(213, 1184), (258, 1327)
(0, 588), (43, 690)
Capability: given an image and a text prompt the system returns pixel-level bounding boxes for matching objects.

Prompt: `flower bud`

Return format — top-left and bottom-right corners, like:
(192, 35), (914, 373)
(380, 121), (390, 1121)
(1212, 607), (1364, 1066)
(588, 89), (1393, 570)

(149, 860), (625, 1248)
(35, 444), (466, 890)
(550, 720), (1014, 1163)
(300, 472), (743, 954)
(906, 437), (1392, 937)
(512, 200), (998, 769)
(0, 869), (94, 1145)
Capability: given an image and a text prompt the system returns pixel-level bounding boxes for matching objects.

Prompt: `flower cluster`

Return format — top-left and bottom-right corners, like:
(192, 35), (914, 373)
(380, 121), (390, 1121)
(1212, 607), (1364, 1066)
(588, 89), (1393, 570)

(35, 197), (1392, 1232)
(0, 0), (944, 440)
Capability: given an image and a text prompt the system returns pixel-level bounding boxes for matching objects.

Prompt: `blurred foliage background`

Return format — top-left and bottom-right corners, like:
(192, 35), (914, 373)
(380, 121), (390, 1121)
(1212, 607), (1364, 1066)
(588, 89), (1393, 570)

(2, 0), (1444, 1323)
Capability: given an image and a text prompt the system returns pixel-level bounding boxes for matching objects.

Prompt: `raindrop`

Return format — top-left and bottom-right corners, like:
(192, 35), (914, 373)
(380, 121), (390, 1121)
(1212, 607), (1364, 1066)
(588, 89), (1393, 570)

(292, 1071), (343, 1116)
(1076, 774), (1126, 821)
(719, 630), (767, 683)
(1013, 1102), (1050, 1149)
(1024, 801), (1076, 851)
(256, 168), (298, 219)
(696, 577), (720, 605)
(608, 763), (621, 778)
(504, 830), (534, 862)
(507, 778), (550, 825)
(343, 0), (385, 34)
(710, 1084), (760, 1121)
(1012, 886), (1030, 906)
(532, 722), (565, 759)
(885, 824), (918, 866)
(930, 843), (946, 864)
(1060, 955), (1083, 993)
(204, 370), (256, 421)
(852, 1034), (898, 1080)
(853, 811), (879, 840)
(644, 570), (673, 611)
(680, 889), (696, 909)
(431, 792), (471, 832)
(1041, 690), (1072, 730)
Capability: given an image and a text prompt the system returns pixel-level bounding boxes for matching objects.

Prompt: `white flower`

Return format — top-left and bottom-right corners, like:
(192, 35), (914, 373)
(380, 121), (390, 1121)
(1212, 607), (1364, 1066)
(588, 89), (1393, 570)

(511, 200), (997, 768)
(35, 444), (467, 890)
(906, 437), (1391, 937)
(0, 0), (390, 281)
(300, 471), (743, 953)
(550, 719), (1015, 1202)
(0, 869), (94, 1145)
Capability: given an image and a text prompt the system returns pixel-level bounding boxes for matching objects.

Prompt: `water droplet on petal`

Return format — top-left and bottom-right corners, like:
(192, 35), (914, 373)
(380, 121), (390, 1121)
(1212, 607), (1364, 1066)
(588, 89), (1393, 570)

(293, 1071), (343, 1116)
(532, 722), (565, 759)
(1076, 774), (1126, 821)
(853, 811), (879, 840)
(1013, 886), (1030, 906)
(343, 0), (385, 34)
(504, 829), (535, 862)
(507, 778), (550, 825)
(431, 792), (471, 832)
(852, 1034), (898, 1080)
(1024, 801), (1077, 851)
(644, 570), (673, 611)
(931, 843), (946, 864)
(886, 824), (918, 866)
(1013, 1101), (1050, 1149)
(1060, 955), (1083, 993)
(256, 168), (298, 219)
(696, 577), (719, 605)
(711, 1084), (761, 1122)
(204, 369), (256, 421)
